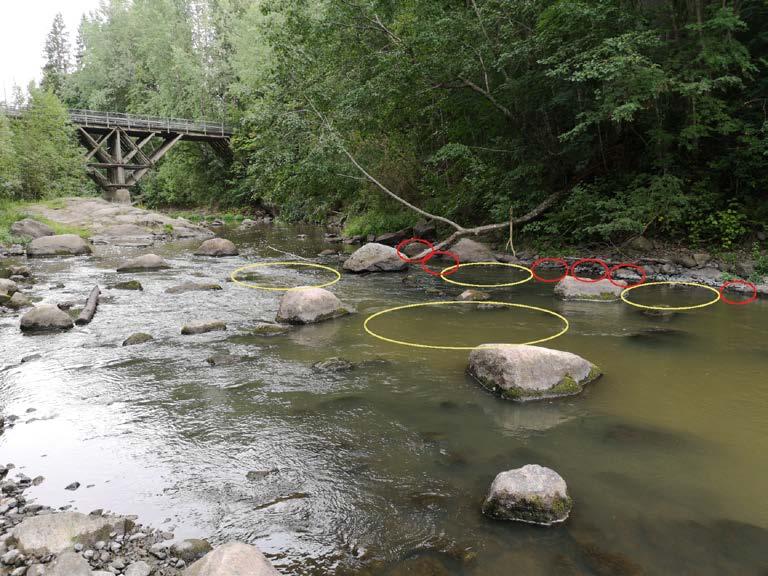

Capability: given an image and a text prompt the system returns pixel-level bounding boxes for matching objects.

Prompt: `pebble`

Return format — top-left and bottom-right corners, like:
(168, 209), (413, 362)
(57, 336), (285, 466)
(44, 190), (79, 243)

(65, 481), (80, 491)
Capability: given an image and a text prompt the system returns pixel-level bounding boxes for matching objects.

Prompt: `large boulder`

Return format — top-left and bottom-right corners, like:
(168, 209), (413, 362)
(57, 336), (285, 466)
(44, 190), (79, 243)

(0, 278), (18, 304)
(10, 218), (55, 240)
(467, 344), (600, 401)
(26, 234), (92, 257)
(8, 511), (132, 555)
(165, 282), (222, 294)
(554, 276), (624, 301)
(184, 542), (280, 576)
(5, 291), (31, 310)
(171, 539), (213, 563)
(116, 254), (170, 272)
(194, 238), (239, 257)
(343, 243), (408, 273)
(482, 464), (572, 525)
(446, 238), (495, 263)
(19, 304), (74, 333)
(276, 287), (351, 324)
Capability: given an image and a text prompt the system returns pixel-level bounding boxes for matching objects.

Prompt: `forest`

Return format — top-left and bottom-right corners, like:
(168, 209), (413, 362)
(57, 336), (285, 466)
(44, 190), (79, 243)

(1, 0), (767, 250)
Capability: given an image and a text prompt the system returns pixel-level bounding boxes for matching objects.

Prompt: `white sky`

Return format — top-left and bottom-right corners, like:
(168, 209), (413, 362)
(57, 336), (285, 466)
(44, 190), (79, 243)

(0, 0), (102, 102)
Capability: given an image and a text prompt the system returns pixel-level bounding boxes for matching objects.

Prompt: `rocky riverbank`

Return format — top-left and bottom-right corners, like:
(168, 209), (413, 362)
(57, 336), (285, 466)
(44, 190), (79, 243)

(0, 454), (279, 575)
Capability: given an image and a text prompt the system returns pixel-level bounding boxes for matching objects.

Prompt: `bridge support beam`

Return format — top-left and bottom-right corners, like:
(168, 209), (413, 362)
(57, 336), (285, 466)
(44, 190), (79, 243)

(78, 126), (184, 203)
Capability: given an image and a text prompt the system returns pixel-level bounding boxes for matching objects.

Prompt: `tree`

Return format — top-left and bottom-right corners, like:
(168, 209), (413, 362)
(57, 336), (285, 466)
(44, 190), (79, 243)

(14, 87), (89, 199)
(41, 13), (71, 97)
(0, 112), (21, 199)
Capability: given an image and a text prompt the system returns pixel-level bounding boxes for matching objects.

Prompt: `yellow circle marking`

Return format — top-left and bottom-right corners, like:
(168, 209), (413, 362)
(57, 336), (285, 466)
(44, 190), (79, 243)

(230, 261), (341, 291)
(620, 281), (721, 311)
(363, 300), (569, 350)
(437, 261), (534, 288)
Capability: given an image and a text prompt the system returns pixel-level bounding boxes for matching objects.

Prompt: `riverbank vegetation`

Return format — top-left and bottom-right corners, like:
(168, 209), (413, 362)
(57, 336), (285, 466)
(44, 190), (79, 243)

(2, 0), (767, 251)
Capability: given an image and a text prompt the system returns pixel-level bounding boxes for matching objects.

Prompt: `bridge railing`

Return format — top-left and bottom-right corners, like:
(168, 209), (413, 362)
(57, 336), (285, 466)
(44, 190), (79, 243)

(1, 105), (232, 137)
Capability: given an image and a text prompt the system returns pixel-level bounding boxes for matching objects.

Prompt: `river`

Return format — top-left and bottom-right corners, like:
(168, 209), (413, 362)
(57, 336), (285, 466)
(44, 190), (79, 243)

(1, 223), (767, 575)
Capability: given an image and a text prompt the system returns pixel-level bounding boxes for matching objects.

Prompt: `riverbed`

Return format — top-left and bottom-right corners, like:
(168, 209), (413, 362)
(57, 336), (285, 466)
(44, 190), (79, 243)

(1, 223), (767, 575)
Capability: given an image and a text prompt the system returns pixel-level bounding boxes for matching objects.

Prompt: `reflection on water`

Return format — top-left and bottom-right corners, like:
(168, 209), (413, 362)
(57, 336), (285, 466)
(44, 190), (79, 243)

(1, 223), (767, 575)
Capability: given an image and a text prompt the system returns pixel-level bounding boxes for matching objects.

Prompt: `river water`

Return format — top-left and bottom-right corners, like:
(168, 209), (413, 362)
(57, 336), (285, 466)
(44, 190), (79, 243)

(1, 224), (767, 575)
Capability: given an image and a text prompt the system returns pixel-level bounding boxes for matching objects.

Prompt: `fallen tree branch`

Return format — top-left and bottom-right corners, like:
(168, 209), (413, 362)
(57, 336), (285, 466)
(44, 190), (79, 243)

(307, 99), (569, 255)
(76, 286), (100, 325)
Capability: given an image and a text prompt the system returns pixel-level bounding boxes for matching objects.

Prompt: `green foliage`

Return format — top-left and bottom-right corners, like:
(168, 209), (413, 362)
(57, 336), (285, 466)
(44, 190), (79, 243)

(12, 88), (91, 200)
(0, 113), (21, 198)
(343, 210), (417, 238)
(688, 206), (748, 250)
(0, 199), (89, 245)
(752, 242), (768, 280)
(41, 13), (71, 96)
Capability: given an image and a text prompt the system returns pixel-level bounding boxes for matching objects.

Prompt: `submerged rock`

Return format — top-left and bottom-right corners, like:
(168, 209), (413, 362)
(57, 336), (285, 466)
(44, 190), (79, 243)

(250, 323), (290, 337)
(312, 357), (355, 372)
(109, 280), (143, 291)
(276, 287), (351, 324)
(26, 234), (92, 257)
(194, 237), (239, 257)
(467, 344), (601, 401)
(343, 242), (409, 273)
(181, 321), (227, 335)
(184, 542), (280, 576)
(456, 289), (490, 301)
(205, 353), (243, 366)
(481, 464), (572, 525)
(165, 282), (222, 294)
(123, 333), (154, 346)
(10, 218), (54, 240)
(116, 254), (170, 272)
(446, 238), (495, 263)
(19, 304), (74, 333)
(554, 276), (624, 301)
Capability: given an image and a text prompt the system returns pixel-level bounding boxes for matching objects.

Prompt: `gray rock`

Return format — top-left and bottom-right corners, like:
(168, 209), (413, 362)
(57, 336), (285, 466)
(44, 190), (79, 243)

(10, 218), (55, 240)
(19, 304), (74, 333)
(45, 551), (92, 576)
(554, 276), (624, 301)
(690, 266), (722, 283)
(124, 561), (152, 576)
(194, 238), (238, 257)
(625, 235), (653, 252)
(5, 292), (31, 310)
(65, 481), (80, 490)
(116, 254), (170, 272)
(181, 321), (227, 335)
(467, 344), (601, 401)
(343, 243), (408, 273)
(482, 464), (572, 525)
(170, 539), (213, 563)
(122, 333), (154, 346)
(27, 234), (92, 257)
(165, 282), (222, 294)
(275, 287), (351, 324)
(9, 511), (132, 555)
(318, 249), (336, 256)
(374, 227), (412, 246)
(0, 278), (19, 304)
(413, 220), (436, 240)
(184, 542), (280, 576)
(672, 253), (697, 268)
(447, 238), (495, 263)
(249, 323), (290, 337)
(692, 252), (711, 267)
(25, 565), (46, 576)
(90, 224), (155, 246)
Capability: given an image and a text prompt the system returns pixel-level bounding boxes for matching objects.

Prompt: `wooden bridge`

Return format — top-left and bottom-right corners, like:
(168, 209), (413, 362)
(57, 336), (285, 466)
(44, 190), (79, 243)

(3, 106), (233, 203)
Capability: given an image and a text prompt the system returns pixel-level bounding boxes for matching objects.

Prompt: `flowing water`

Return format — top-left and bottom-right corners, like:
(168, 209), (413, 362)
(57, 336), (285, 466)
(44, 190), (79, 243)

(1, 224), (767, 575)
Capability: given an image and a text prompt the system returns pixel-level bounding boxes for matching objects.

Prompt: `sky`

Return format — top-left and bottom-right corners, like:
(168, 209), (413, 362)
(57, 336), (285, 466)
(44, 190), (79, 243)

(0, 0), (102, 102)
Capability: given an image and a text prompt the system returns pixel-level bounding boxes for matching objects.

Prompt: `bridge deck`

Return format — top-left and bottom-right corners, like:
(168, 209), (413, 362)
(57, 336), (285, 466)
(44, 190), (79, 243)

(2, 106), (233, 139)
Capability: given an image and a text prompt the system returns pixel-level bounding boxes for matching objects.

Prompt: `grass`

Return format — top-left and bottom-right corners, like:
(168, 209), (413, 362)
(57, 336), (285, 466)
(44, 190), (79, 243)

(165, 209), (247, 223)
(0, 198), (91, 245)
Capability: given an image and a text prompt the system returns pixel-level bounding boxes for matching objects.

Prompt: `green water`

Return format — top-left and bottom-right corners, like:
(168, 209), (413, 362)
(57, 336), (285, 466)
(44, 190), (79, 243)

(1, 224), (766, 575)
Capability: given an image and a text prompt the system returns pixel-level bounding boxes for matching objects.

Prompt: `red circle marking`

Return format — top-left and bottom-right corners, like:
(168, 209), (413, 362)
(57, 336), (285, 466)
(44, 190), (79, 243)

(421, 250), (460, 276)
(720, 280), (757, 305)
(570, 258), (609, 283)
(608, 263), (646, 288)
(531, 258), (569, 283)
(395, 237), (434, 263)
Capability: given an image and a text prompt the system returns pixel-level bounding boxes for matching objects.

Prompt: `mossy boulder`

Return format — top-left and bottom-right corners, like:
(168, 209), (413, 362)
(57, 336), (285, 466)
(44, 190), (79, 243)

(194, 237), (238, 257)
(109, 280), (143, 291)
(26, 234), (92, 257)
(122, 333), (154, 346)
(467, 344), (601, 401)
(116, 254), (170, 272)
(482, 464), (572, 525)
(19, 304), (74, 333)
